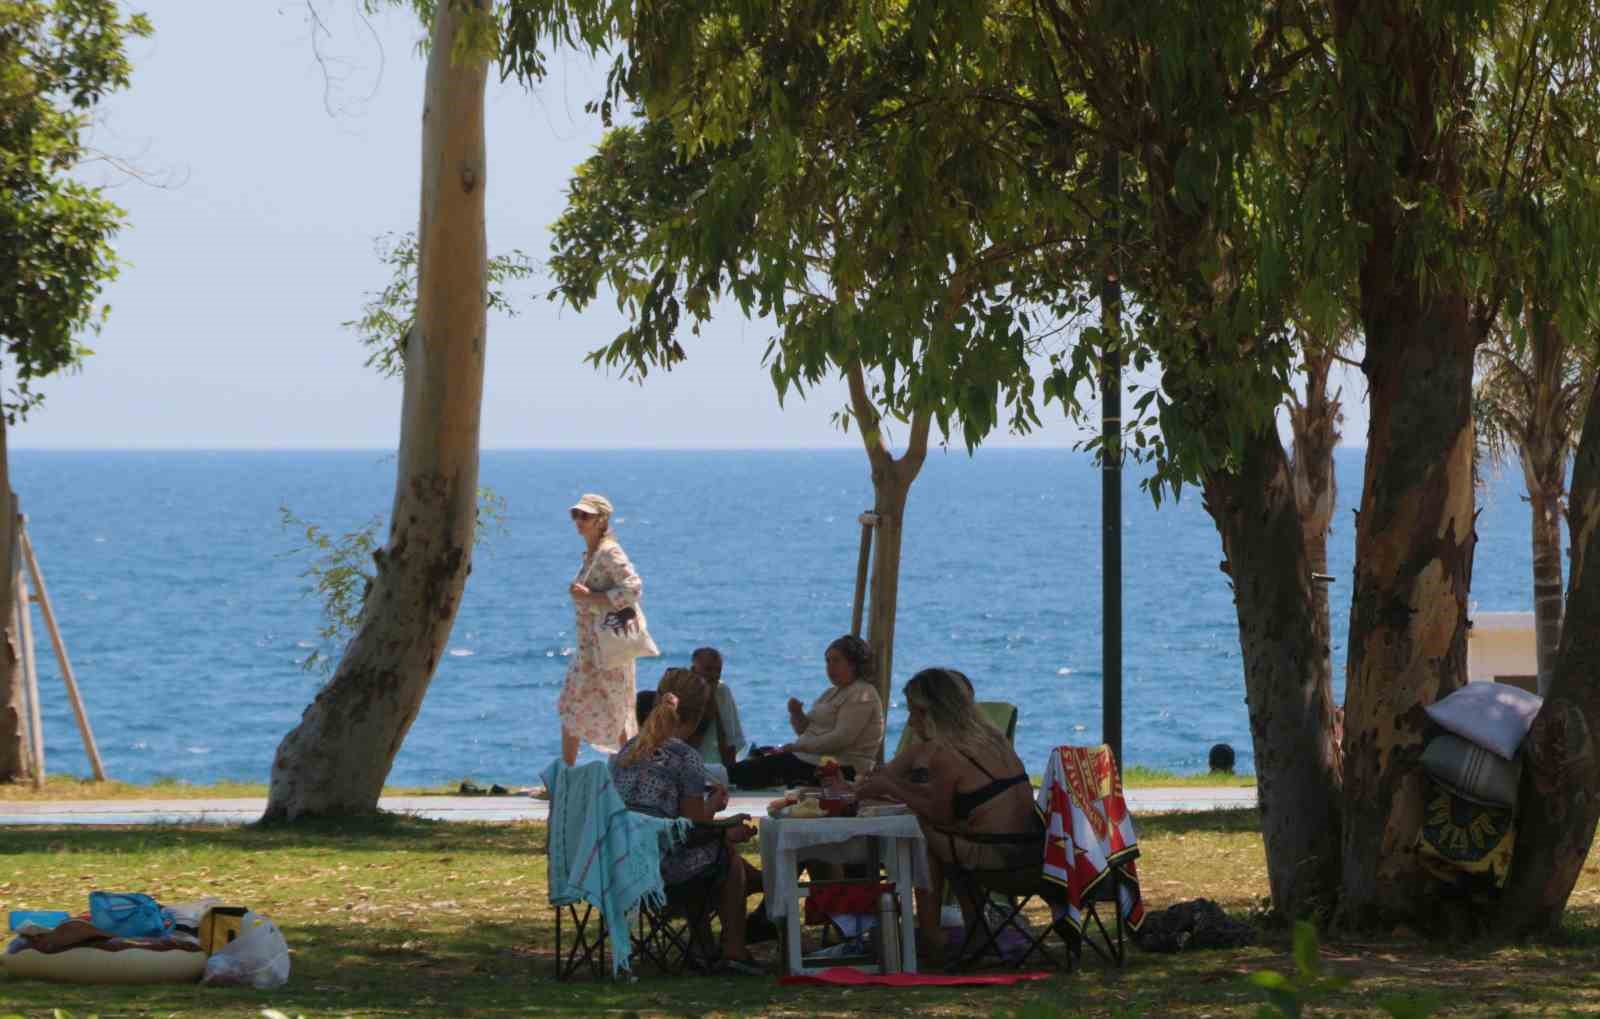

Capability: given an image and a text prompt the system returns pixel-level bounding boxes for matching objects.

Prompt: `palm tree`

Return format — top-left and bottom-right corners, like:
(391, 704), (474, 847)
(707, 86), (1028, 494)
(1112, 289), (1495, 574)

(1475, 311), (1595, 695)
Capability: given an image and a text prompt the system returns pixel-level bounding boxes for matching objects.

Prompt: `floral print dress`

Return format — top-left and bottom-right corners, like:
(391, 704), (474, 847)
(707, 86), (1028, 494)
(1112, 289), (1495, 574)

(558, 537), (654, 751)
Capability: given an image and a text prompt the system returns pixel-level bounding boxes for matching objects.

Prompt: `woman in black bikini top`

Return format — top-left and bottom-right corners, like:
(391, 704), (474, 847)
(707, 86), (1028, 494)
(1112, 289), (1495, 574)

(857, 668), (1044, 957)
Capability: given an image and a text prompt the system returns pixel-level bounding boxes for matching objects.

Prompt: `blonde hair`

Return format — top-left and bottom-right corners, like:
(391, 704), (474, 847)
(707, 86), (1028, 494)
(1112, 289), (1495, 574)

(905, 668), (1007, 756)
(618, 668), (710, 766)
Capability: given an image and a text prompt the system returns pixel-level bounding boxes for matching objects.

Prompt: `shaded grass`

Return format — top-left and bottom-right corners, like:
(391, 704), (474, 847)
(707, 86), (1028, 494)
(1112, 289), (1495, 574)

(0, 810), (1594, 1017)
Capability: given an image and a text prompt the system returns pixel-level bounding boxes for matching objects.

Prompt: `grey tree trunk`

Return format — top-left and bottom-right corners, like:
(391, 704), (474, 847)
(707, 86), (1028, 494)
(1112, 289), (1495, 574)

(0, 405), (26, 784)
(845, 362), (930, 746)
(263, 0), (489, 820)
(1204, 426), (1343, 920)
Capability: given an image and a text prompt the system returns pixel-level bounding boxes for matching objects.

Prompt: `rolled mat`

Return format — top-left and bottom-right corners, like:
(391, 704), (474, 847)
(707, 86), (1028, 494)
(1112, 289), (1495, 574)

(779, 966), (1053, 987)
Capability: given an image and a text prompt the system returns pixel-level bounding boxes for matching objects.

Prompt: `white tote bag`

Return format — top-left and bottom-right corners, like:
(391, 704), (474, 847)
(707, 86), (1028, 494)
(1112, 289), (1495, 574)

(580, 554), (660, 662)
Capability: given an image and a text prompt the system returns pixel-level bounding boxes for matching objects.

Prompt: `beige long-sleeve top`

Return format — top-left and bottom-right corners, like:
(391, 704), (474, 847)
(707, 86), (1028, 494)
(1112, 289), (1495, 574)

(789, 680), (885, 773)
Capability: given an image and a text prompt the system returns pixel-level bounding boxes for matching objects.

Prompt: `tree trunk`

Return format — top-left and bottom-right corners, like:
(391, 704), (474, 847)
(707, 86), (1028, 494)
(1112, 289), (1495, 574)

(0, 406), (26, 784)
(1331, 0), (1478, 928)
(1519, 314), (1571, 696)
(1338, 286), (1476, 925)
(845, 362), (930, 747)
(1502, 378), (1600, 934)
(263, 0), (488, 821)
(1204, 425), (1342, 920)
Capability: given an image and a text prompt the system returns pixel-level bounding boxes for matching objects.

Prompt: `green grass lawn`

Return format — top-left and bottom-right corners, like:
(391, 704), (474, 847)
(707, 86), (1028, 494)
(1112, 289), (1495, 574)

(2, 807), (1596, 1017)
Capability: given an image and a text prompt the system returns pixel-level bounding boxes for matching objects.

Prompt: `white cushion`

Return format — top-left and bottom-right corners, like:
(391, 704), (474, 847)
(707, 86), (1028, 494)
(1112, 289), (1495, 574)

(1420, 733), (1522, 807)
(1423, 682), (1543, 760)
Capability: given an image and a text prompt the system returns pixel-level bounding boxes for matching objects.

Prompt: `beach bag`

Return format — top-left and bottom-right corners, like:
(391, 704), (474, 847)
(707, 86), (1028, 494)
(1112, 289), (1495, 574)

(88, 892), (166, 938)
(598, 604), (656, 661)
(580, 554), (659, 662)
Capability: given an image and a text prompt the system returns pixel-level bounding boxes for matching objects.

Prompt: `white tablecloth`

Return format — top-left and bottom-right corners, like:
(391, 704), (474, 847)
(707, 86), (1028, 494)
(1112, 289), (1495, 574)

(758, 812), (930, 916)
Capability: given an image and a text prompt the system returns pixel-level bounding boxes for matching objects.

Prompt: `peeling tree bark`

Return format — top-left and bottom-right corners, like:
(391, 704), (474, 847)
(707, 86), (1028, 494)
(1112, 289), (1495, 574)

(1205, 425), (1342, 920)
(263, 0), (488, 821)
(1338, 286), (1476, 925)
(1331, 0), (1478, 927)
(1502, 379), (1600, 934)
(845, 362), (930, 741)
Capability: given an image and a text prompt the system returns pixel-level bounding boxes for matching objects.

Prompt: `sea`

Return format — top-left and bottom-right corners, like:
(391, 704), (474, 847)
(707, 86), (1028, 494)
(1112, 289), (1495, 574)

(10, 448), (1539, 787)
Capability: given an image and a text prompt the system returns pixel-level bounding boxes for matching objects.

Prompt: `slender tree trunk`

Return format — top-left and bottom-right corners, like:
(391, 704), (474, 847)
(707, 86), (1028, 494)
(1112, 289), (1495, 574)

(0, 406), (26, 784)
(1288, 350), (1343, 662)
(845, 362), (930, 741)
(264, 0), (488, 820)
(1502, 379), (1600, 934)
(1520, 314), (1570, 696)
(1205, 425), (1342, 919)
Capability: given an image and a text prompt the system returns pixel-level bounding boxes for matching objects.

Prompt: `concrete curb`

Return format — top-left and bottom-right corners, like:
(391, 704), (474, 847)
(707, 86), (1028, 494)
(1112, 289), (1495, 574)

(0, 786), (1256, 826)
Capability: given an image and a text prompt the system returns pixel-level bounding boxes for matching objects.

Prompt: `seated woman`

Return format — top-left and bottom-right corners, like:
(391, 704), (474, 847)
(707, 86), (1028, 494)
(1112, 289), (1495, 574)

(611, 668), (764, 974)
(727, 635), (884, 789)
(856, 667), (1042, 957)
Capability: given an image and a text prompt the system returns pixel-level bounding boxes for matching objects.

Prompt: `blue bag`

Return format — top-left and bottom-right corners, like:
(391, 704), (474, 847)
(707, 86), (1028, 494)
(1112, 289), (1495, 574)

(88, 891), (166, 938)
(8, 909), (71, 932)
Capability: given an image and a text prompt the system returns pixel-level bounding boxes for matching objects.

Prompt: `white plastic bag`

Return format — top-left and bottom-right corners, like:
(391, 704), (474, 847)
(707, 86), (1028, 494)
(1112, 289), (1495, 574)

(201, 911), (289, 989)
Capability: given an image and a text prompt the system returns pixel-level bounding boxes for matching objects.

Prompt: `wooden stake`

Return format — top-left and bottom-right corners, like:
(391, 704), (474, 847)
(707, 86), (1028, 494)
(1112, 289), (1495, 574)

(851, 512), (877, 638)
(20, 521), (105, 781)
(15, 568), (43, 787)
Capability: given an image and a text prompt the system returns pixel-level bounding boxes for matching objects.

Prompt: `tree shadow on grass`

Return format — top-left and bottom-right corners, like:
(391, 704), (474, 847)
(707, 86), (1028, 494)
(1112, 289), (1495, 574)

(0, 815), (547, 858)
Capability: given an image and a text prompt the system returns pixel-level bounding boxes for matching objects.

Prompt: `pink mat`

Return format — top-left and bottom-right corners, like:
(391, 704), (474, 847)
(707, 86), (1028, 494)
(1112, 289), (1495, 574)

(779, 966), (1054, 987)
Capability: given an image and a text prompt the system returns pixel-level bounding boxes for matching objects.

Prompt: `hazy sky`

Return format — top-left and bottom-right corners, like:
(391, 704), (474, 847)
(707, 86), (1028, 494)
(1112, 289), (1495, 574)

(17, 1), (1368, 451)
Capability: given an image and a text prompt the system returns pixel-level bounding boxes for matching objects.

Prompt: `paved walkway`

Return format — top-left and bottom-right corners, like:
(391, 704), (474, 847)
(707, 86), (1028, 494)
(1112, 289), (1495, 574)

(0, 786), (1255, 826)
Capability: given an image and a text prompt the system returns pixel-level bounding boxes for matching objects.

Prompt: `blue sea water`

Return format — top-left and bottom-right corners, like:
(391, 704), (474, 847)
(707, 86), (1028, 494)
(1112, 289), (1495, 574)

(10, 448), (1537, 787)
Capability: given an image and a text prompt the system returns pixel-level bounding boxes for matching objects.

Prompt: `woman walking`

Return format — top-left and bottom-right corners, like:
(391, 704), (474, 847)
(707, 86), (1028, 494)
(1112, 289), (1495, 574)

(559, 493), (658, 765)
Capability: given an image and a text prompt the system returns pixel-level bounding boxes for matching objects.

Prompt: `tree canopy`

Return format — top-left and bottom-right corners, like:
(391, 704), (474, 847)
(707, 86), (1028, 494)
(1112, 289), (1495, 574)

(0, 0), (149, 417)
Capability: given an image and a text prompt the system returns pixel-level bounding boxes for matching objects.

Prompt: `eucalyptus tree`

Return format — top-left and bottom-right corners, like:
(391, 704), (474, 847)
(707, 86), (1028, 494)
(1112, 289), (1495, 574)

(523, 0), (1351, 918)
(525, 0), (1600, 929)
(1326, 0), (1600, 927)
(546, 103), (1088, 715)
(0, 0), (150, 783)
(265, 0), (497, 819)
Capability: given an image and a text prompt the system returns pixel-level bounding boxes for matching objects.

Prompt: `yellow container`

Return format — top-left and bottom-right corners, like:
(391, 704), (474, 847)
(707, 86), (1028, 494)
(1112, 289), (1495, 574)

(200, 907), (248, 954)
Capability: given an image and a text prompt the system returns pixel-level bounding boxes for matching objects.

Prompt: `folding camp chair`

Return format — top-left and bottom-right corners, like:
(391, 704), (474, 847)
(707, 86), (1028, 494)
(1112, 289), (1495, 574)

(546, 760), (729, 980)
(944, 743), (1142, 972)
(630, 840), (724, 974)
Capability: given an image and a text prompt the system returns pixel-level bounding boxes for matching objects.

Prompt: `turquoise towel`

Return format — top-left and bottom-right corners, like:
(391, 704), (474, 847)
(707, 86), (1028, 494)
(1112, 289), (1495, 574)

(542, 759), (690, 974)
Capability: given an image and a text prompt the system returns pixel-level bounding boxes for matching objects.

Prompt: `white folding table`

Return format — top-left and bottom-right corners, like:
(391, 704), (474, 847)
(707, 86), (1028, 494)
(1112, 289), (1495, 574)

(757, 811), (928, 975)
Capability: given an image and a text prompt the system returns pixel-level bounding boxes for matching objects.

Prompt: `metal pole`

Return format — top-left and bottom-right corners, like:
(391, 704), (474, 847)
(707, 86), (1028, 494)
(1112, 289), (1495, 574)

(1101, 147), (1124, 770)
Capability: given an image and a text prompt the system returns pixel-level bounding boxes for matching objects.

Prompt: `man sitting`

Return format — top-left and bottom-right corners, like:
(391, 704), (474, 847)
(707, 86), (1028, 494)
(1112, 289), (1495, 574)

(688, 647), (745, 773)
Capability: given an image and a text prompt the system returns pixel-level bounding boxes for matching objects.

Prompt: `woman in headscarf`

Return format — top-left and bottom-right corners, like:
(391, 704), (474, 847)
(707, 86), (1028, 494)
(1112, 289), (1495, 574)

(559, 493), (658, 765)
(727, 635), (884, 788)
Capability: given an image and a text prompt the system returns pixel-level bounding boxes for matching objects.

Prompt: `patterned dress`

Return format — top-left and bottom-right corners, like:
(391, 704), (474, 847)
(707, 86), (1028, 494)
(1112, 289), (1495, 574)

(611, 737), (722, 885)
(558, 537), (653, 751)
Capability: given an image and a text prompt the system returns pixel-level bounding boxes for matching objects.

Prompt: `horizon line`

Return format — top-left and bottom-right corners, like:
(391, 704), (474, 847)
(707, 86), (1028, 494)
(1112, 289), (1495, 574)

(12, 441), (1374, 453)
